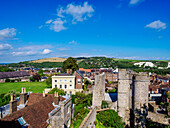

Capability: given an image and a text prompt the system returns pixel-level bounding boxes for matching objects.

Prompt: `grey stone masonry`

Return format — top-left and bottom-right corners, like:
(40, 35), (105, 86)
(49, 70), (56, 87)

(118, 69), (150, 128)
(92, 73), (106, 110)
(118, 69), (132, 125)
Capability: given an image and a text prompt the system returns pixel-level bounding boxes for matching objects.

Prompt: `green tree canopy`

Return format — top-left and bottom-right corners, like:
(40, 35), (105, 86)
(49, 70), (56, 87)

(46, 75), (52, 88)
(48, 88), (65, 95)
(96, 110), (124, 128)
(62, 57), (78, 73)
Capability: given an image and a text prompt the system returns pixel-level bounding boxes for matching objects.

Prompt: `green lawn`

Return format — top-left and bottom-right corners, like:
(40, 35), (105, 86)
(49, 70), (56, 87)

(0, 82), (48, 94)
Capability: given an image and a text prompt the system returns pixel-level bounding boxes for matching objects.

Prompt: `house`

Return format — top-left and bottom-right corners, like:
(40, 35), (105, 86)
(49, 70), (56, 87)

(0, 71), (30, 83)
(52, 72), (83, 94)
(0, 88), (72, 128)
(74, 70), (84, 89)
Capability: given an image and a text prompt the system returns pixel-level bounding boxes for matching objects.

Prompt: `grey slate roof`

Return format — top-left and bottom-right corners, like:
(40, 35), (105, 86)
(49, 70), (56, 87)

(0, 71), (30, 79)
(76, 70), (84, 78)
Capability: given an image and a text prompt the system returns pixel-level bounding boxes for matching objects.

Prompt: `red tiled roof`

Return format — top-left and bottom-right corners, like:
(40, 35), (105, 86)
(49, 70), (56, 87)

(0, 93), (65, 128)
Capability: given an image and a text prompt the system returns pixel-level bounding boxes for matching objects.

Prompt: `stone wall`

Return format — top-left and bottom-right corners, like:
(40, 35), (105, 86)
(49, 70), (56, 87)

(117, 69), (150, 127)
(92, 73), (105, 110)
(148, 112), (169, 125)
(79, 107), (96, 128)
(117, 69), (132, 124)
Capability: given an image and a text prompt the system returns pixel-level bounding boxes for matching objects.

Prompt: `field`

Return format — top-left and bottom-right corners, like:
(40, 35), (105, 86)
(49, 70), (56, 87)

(30, 57), (66, 63)
(0, 82), (47, 94)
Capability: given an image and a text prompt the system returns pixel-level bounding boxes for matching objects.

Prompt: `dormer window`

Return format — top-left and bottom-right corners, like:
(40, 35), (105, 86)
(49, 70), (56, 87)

(17, 117), (27, 127)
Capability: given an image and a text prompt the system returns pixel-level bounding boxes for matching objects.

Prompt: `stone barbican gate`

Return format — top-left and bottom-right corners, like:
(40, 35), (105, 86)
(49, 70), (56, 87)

(118, 69), (150, 128)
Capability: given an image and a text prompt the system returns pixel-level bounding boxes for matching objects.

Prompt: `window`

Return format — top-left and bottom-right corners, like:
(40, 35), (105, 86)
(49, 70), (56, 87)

(65, 85), (67, 89)
(17, 117), (27, 127)
(70, 80), (72, 82)
(70, 91), (72, 94)
(70, 84), (72, 87)
(78, 79), (81, 84)
(60, 80), (62, 82)
(55, 85), (57, 88)
(60, 85), (62, 88)
(55, 80), (57, 82)
(64, 79), (67, 82)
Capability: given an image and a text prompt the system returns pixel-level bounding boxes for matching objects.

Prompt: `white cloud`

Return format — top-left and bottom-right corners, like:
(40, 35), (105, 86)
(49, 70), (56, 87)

(12, 45), (53, 56)
(42, 49), (52, 54)
(129, 0), (144, 5)
(0, 28), (16, 40)
(18, 45), (52, 51)
(12, 51), (38, 56)
(46, 19), (53, 24)
(46, 18), (67, 32)
(69, 40), (77, 45)
(0, 43), (12, 50)
(64, 2), (94, 23)
(145, 20), (166, 30)
(45, 2), (94, 32)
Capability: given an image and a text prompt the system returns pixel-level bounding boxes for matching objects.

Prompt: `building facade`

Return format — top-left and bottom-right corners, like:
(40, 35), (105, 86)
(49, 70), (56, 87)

(52, 73), (83, 94)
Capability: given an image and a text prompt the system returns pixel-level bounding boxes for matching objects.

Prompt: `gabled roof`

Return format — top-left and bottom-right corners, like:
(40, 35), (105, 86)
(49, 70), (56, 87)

(0, 93), (65, 128)
(76, 70), (84, 78)
(0, 71), (30, 79)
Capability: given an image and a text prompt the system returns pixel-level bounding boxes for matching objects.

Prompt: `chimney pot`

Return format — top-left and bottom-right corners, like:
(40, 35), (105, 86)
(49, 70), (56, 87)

(24, 88), (26, 93)
(10, 94), (17, 114)
(43, 91), (46, 97)
(10, 94), (14, 101)
(54, 91), (59, 97)
(21, 88), (24, 93)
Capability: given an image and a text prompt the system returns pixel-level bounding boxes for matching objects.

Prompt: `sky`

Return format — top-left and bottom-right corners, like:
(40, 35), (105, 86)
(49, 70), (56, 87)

(0, 0), (170, 63)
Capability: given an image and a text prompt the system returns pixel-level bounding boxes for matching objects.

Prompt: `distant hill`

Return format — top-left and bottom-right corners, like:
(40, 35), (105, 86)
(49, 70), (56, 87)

(30, 57), (67, 63)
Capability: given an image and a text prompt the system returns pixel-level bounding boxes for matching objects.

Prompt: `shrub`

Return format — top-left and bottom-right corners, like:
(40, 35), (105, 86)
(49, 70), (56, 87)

(10, 80), (15, 82)
(106, 88), (116, 93)
(96, 110), (124, 128)
(5, 78), (10, 82)
(29, 77), (35, 82)
(46, 75), (52, 88)
(48, 88), (65, 95)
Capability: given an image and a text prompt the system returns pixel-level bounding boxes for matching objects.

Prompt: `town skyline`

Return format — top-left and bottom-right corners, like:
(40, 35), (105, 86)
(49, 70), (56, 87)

(0, 0), (170, 63)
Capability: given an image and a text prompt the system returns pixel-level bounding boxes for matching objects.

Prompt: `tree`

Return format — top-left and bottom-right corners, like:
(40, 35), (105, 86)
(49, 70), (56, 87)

(29, 77), (35, 82)
(96, 110), (124, 128)
(38, 69), (44, 76)
(62, 57), (79, 73)
(33, 73), (41, 82)
(46, 75), (52, 88)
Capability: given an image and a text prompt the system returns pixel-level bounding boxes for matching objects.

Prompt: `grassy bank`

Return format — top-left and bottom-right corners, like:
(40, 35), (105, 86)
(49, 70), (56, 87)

(0, 82), (47, 94)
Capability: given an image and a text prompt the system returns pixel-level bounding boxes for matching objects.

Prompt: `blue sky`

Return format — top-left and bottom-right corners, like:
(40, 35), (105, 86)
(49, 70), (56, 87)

(0, 0), (170, 63)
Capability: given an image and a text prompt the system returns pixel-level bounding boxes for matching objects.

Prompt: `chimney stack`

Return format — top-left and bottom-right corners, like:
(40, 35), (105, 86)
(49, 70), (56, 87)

(10, 94), (17, 114)
(43, 91), (46, 97)
(54, 91), (60, 105)
(67, 69), (72, 75)
(20, 87), (27, 105)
